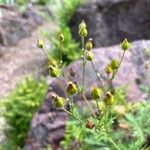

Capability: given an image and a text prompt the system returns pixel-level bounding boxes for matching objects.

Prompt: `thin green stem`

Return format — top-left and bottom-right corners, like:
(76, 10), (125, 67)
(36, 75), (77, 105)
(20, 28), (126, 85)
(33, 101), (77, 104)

(80, 37), (96, 118)
(42, 48), (49, 56)
(59, 41), (63, 64)
(82, 92), (96, 118)
(81, 36), (86, 91)
(70, 96), (74, 113)
(108, 136), (120, 150)
(74, 73), (96, 118)
(62, 108), (86, 125)
(104, 105), (108, 132)
(91, 60), (105, 91)
(110, 51), (126, 81)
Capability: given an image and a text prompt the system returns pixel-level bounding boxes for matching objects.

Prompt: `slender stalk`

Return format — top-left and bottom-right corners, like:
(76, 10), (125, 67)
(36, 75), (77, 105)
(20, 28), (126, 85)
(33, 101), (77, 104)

(80, 37), (96, 118)
(91, 60), (105, 91)
(108, 136), (120, 150)
(74, 72), (96, 118)
(59, 41), (63, 64)
(110, 51), (126, 81)
(81, 36), (86, 90)
(62, 108), (86, 125)
(42, 48), (49, 56)
(82, 92), (96, 118)
(56, 78), (69, 99)
(70, 96), (74, 113)
(95, 98), (100, 112)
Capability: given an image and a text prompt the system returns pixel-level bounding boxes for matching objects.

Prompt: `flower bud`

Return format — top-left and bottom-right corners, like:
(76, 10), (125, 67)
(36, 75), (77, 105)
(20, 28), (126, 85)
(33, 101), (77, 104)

(110, 59), (119, 70)
(79, 20), (88, 37)
(104, 92), (115, 105)
(37, 39), (44, 48)
(120, 38), (131, 51)
(59, 32), (64, 42)
(48, 57), (57, 67)
(53, 96), (65, 108)
(91, 87), (102, 99)
(66, 81), (77, 95)
(104, 64), (113, 74)
(79, 20), (87, 29)
(49, 65), (60, 78)
(86, 51), (93, 61)
(85, 120), (95, 129)
(85, 38), (93, 51)
(79, 27), (88, 37)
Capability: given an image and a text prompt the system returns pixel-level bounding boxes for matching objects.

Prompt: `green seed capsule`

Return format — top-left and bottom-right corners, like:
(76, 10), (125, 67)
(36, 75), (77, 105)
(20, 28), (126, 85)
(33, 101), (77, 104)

(79, 20), (87, 29)
(104, 92), (115, 105)
(91, 87), (102, 99)
(53, 96), (65, 108)
(120, 39), (131, 51)
(37, 39), (44, 48)
(110, 59), (119, 70)
(49, 65), (60, 78)
(67, 81), (77, 95)
(48, 57), (57, 67)
(79, 27), (88, 37)
(85, 38), (93, 51)
(104, 64), (113, 74)
(86, 51), (93, 61)
(79, 20), (88, 37)
(59, 33), (64, 42)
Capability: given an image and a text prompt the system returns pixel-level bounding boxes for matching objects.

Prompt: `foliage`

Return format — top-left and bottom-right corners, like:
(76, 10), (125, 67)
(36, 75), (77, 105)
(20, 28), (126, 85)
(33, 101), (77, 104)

(57, 0), (83, 26)
(0, 76), (47, 149)
(39, 18), (133, 150)
(61, 90), (150, 150)
(42, 26), (80, 64)
(140, 84), (150, 99)
(40, 0), (83, 64)
(0, 0), (13, 5)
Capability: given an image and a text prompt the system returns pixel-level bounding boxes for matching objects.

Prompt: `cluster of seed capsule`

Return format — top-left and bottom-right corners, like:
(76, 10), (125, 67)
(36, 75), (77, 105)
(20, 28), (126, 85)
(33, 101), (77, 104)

(37, 20), (131, 129)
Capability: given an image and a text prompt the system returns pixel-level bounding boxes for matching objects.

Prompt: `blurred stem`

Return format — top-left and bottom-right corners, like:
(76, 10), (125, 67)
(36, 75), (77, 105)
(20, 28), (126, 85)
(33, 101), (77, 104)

(56, 78), (69, 99)
(62, 108), (85, 125)
(81, 36), (86, 91)
(91, 60), (105, 91)
(110, 51), (126, 81)
(82, 92), (96, 118)
(59, 41), (63, 64)
(70, 95), (74, 113)
(108, 136), (120, 150)
(80, 36), (96, 118)
(73, 72), (96, 118)
(42, 48), (49, 57)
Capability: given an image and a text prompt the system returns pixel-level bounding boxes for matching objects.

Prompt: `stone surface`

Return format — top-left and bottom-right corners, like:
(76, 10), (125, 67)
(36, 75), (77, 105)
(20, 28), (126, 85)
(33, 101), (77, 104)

(66, 40), (150, 101)
(69, 0), (150, 47)
(0, 6), (43, 46)
(24, 39), (150, 150)
(0, 22), (57, 98)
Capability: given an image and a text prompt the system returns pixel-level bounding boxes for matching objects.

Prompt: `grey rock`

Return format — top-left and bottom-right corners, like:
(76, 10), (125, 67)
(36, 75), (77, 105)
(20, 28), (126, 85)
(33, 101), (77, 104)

(66, 40), (150, 101)
(69, 0), (150, 47)
(0, 7), (43, 46)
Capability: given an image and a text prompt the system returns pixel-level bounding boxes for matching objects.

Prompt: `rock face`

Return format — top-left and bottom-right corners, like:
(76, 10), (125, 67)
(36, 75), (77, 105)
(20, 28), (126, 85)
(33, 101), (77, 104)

(69, 0), (150, 47)
(24, 40), (150, 150)
(0, 7), (43, 46)
(0, 22), (57, 98)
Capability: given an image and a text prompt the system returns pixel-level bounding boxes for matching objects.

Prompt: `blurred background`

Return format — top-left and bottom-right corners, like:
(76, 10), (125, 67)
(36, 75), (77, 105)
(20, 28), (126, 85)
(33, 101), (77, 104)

(0, 0), (150, 150)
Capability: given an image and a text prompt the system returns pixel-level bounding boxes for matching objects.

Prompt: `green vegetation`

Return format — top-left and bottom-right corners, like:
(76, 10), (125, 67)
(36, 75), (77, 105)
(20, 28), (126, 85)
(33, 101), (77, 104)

(61, 89), (150, 150)
(0, 77), (47, 149)
(42, 26), (80, 65)
(41, 0), (83, 64)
